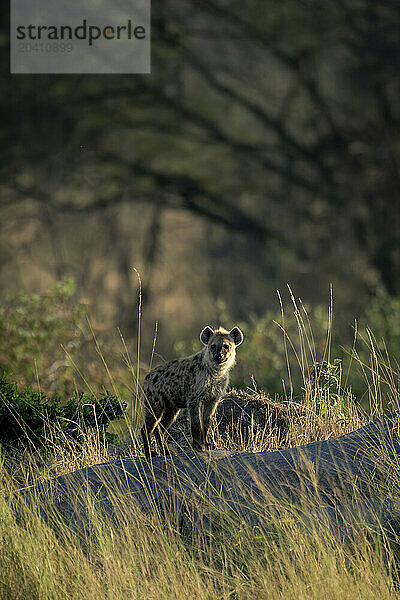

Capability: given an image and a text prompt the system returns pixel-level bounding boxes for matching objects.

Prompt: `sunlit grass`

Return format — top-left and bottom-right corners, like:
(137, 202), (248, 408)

(1, 460), (399, 600)
(2, 286), (400, 599)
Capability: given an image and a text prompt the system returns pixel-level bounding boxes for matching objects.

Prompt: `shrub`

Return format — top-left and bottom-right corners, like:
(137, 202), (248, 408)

(339, 291), (400, 409)
(0, 277), (87, 393)
(0, 278), (135, 402)
(174, 302), (334, 395)
(174, 293), (400, 412)
(0, 375), (126, 447)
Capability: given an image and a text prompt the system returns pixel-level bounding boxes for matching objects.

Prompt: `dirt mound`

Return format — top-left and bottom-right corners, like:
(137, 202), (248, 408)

(167, 389), (307, 451)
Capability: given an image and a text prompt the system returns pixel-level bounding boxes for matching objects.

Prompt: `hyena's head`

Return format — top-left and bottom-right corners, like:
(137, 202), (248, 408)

(200, 325), (243, 370)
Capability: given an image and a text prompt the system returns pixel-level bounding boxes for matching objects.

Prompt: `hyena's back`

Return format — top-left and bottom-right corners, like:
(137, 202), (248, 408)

(142, 354), (202, 412)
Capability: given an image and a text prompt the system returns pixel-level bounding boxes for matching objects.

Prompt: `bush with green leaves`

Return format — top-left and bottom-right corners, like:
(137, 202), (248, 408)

(174, 292), (400, 414)
(174, 302), (334, 395)
(339, 291), (400, 409)
(306, 358), (355, 416)
(0, 278), (137, 402)
(0, 375), (126, 447)
(0, 277), (87, 393)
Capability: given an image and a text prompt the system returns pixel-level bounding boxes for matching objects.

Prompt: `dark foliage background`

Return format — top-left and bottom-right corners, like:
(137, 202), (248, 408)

(1, 1), (399, 396)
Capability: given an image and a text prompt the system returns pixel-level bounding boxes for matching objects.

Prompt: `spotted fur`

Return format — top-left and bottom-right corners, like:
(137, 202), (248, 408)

(141, 325), (244, 456)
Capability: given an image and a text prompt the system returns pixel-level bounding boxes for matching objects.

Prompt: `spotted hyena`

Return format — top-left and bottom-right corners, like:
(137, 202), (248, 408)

(141, 325), (244, 457)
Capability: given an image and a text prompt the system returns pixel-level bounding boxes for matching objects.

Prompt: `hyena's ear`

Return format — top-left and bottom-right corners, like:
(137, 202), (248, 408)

(200, 326), (214, 345)
(229, 327), (244, 346)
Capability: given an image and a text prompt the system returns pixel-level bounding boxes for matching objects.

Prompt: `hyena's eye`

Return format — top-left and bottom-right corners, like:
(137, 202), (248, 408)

(210, 343), (217, 350)
(223, 343), (229, 350)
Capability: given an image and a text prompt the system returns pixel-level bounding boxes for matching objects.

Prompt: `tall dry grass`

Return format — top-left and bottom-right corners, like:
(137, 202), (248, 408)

(1, 289), (400, 599)
(1, 451), (399, 600)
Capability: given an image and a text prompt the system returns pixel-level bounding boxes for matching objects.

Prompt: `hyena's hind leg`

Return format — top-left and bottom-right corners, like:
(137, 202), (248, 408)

(141, 404), (164, 458)
(154, 406), (181, 455)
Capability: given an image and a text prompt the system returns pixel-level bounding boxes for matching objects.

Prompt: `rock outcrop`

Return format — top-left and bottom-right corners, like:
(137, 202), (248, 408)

(22, 412), (400, 540)
(167, 389), (303, 450)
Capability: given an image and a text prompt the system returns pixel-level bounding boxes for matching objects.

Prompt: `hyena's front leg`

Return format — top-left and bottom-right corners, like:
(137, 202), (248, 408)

(188, 396), (205, 452)
(201, 398), (220, 449)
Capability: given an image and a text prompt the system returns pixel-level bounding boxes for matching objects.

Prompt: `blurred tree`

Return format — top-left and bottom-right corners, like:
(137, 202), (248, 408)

(0, 0), (399, 340)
